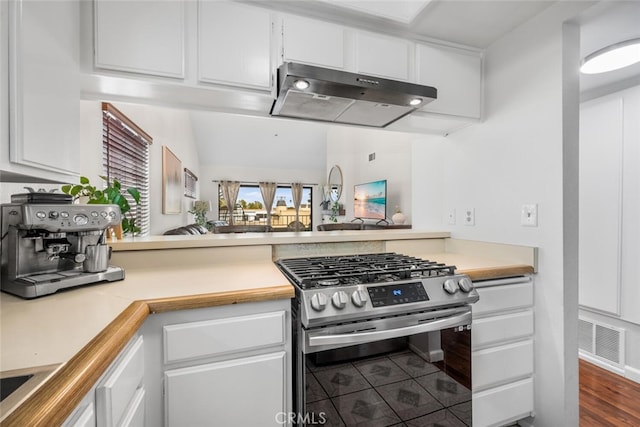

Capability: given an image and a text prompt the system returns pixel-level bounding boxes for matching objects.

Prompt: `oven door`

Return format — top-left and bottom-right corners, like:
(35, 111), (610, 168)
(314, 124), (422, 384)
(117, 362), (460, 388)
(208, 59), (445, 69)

(294, 306), (472, 426)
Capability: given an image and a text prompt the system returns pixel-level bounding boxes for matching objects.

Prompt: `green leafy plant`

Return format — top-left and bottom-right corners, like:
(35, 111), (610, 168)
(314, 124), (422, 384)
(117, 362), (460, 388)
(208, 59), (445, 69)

(329, 201), (340, 223)
(62, 176), (141, 235)
(188, 202), (209, 227)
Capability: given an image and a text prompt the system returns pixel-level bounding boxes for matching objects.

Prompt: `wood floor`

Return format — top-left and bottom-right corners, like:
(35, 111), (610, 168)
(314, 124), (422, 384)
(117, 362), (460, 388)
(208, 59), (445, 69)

(580, 359), (640, 426)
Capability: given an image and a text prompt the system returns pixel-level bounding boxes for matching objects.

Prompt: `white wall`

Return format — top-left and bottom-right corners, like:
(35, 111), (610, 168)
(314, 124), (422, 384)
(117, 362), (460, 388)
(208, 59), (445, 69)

(79, 100), (201, 235)
(411, 2), (589, 425)
(1, 101), (201, 238)
(189, 112), (328, 227)
(326, 126), (414, 225)
(579, 84), (640, 379)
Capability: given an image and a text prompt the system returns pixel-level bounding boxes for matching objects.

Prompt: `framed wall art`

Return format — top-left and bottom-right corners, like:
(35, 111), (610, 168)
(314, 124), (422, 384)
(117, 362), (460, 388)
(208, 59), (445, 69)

(162, 145), (182, 214)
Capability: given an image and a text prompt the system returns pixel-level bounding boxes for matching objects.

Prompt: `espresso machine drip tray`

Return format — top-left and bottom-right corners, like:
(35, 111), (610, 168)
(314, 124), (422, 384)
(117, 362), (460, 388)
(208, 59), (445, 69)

(6, 267), (125, 299)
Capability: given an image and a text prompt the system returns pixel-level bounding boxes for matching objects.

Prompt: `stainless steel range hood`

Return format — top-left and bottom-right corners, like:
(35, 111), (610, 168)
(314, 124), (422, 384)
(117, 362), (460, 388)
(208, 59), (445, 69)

(270, 62), (437, 128)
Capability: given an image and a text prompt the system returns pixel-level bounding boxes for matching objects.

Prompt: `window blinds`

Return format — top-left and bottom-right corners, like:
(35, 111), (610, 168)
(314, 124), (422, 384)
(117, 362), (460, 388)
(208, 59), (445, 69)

(102, 103), (152, 236)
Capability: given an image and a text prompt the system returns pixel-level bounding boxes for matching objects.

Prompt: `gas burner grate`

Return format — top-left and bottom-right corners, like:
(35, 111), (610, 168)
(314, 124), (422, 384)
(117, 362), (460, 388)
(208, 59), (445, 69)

(276, 252), (457, 289)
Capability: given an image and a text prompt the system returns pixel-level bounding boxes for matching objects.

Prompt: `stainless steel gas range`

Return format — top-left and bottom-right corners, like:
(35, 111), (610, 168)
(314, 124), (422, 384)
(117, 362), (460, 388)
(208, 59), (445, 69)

(275, 252), (479, 426)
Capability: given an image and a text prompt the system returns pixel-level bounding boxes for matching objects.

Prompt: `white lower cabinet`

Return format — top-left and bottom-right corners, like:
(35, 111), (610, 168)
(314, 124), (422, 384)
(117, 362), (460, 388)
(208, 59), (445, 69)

(96, 335), (145, 427)
(140, 299), (292, 427)
(63, 334), (145, 427)
(63, 393), (96, 427)
(472, 276), (534, 427)
(165, 352), (286, 426)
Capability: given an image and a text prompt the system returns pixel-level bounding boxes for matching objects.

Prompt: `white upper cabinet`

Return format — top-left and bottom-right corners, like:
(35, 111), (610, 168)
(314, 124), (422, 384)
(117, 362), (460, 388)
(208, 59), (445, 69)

(94, 0), (185, 78)
(198, 1), (272, 90)
(5, 0), (80, 179)
(355, 31), (412, 81)
(281, 15), (345, 70)
(416, 43), (482, 119)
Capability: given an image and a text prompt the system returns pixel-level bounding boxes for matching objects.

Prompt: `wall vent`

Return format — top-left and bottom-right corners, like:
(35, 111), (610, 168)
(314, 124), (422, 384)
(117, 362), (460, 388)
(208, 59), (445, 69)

(579, 317), (625, 367)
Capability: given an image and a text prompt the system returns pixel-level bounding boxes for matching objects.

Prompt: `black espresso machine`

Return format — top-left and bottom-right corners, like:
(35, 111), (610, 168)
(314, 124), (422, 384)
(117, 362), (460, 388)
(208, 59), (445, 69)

(1, 192), (125, 298)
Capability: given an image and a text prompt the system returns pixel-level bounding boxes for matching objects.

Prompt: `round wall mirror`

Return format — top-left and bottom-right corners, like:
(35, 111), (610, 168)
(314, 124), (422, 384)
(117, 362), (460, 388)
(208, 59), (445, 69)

(328, 165), (343, 202)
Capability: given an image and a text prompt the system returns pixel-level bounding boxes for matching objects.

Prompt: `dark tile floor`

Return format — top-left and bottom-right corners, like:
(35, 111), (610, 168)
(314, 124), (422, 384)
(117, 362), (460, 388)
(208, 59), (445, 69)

(305, 349), (471, 427)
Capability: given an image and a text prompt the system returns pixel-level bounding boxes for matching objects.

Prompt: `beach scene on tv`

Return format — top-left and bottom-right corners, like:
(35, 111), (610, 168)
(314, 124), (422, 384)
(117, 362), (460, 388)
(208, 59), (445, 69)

(354, 180), (387, 220)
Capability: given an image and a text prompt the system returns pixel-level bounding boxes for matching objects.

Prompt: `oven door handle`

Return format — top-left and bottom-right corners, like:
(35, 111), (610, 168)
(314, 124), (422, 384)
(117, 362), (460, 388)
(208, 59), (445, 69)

(306, 311), (471, 349)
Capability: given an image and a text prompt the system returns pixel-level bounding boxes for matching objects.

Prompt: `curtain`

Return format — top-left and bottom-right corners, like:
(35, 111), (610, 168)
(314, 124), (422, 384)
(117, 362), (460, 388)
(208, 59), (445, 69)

(220, 181), (240, 225)
(291, 182), (303, 231)
(259, 182), (277, 230)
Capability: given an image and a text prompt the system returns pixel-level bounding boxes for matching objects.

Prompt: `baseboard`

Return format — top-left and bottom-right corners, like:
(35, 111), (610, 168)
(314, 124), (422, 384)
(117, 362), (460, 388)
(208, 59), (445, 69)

(626, 365), (640, 384)
(580, 352), (640, 385)
(579, 351), (625, 375)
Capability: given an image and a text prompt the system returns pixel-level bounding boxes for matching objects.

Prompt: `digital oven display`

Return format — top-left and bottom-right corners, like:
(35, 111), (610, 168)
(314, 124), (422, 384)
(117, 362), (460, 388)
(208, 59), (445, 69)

(367, 282), (429, 307)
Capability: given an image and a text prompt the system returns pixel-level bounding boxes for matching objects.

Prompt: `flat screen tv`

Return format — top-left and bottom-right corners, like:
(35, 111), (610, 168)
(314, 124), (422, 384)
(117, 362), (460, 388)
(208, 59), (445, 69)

(354, 179), (387, 220)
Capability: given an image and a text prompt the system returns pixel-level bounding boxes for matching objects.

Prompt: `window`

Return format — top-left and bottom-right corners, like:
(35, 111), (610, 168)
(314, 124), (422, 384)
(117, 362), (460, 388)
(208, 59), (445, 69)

(102, 103), (152, 235)
(218, 184), (313, 230)
(184, 167), (197, 199)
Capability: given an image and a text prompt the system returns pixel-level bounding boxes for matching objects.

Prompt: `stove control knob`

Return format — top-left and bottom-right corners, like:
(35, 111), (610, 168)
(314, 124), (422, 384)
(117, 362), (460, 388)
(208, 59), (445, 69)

(458, 277), (474, 293)
(443, 279), (459, 294)
(351, 289), (368, 307)
(332, 291), (349, 309)
(310, 293), (328, 312)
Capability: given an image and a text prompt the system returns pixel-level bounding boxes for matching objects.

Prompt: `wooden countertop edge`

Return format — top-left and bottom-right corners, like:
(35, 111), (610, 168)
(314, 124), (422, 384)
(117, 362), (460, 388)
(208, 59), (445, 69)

(462, 265), (535, 281)
(0, 284), (295, 427)
(146, 284), (295, 313)
(0, 301), (150, 427)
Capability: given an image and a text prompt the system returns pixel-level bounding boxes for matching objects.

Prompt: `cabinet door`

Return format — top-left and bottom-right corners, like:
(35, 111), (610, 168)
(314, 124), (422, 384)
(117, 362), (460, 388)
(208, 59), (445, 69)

(165, 352), (286, 427)
(355, 31), (411, 81)
(96, 335), (145, 427)
(282, 15), (345, 70)
(579, 96), (623, 315)
(94, 0), (184, 78)
(416, 44), (482, 118)
(8, 0), (80, 176)
(119, 387), (145, 427)
(63, 401), (95, 427)
(198, 1), (271, 90)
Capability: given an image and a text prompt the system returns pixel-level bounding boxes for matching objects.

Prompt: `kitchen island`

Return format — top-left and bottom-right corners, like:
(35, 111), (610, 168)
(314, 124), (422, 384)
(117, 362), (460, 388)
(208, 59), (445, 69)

(0, 230), (535, 425)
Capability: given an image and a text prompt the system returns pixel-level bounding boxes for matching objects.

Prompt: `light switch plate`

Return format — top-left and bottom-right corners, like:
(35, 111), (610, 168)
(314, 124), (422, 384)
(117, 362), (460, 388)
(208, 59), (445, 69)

(446, 209), (456, 225)
(521, 204), (538, 226)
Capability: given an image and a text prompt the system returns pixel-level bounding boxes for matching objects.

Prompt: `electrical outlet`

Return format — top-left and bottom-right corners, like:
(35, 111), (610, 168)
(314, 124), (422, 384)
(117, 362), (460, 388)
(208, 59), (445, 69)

(521, 204), (538, 226)
(446, 209), (456, 225)
(464, 208), (475, 226)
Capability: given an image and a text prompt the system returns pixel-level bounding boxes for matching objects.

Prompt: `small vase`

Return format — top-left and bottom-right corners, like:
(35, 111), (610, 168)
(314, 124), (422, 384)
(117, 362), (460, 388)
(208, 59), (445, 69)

(392, 210), (406, 225)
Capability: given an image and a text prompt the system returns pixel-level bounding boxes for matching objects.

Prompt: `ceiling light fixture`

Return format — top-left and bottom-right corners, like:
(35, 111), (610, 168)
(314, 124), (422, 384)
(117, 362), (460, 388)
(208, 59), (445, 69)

(409, 98), (423, 106)
(580, 38), (640, 74)
(294, 79), (310, 90)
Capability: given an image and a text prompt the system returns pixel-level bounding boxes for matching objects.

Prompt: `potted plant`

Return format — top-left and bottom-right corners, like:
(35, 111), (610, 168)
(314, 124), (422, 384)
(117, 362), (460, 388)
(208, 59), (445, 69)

(189, 201), (210, 228)
(61, 176), (141, 235)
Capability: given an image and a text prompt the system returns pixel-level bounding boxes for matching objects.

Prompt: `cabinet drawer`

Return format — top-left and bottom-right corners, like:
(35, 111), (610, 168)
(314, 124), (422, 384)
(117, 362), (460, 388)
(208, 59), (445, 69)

(164, 310), (285, 363)
(472, 339), (533, 391)
(472, 309), (533, 349)
(473, 377), (534, 427)
(473, 282), (533, 317)
(96, 335), (145, 427)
